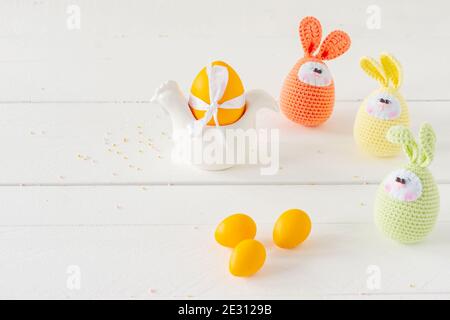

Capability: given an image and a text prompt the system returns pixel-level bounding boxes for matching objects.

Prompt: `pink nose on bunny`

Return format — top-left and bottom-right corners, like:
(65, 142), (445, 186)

(394, 181), (406, 189)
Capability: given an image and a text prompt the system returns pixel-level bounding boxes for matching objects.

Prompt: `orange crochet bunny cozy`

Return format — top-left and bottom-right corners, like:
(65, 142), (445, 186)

(280, 17), (351, 127)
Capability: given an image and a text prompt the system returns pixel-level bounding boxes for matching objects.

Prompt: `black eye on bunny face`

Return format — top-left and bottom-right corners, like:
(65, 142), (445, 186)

(379, 98), (391, 104)
(395, 176), (412, 185)
(313, 68), (322, 74)
(395, 176), (407, 184)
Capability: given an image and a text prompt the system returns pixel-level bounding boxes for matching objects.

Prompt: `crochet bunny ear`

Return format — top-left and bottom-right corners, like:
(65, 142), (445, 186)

(380, 53), (402, 89)
(387, 126), (419, 164)
(316, 30), (351, 60)
(418, 123), (436, 168)
(360, 57), (388, 87)
(299, 16), (322, 56)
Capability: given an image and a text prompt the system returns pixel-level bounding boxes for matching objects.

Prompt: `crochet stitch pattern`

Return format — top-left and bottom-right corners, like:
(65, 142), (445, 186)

(280, 16), (351, 127)
(374, 124), (440, 244)
(354, 53), (410, 157)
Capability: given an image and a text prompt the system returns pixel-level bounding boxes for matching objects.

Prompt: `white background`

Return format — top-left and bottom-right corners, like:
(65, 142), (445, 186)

(0, 0), (449, 299)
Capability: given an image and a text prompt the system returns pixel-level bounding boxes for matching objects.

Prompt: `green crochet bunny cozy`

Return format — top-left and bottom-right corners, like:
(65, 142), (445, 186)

(374, 123), (440, 244)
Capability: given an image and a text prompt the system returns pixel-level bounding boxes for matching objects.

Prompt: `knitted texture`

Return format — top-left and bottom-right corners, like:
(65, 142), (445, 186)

(354, 53), (409, 157)
(280, 58), (335, 126)
(354, 87), (409, 157)
(280, 16), (350, 127)
(375, 165), (439, 243)
(374, 124), (440, 244)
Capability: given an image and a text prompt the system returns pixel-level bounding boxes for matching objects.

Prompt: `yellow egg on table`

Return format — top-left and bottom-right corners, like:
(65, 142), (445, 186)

(215, 214), (257, 248)
(189, 61), (246, 126)
(229, 239), (266, 277)
(273, 209), (312, 249)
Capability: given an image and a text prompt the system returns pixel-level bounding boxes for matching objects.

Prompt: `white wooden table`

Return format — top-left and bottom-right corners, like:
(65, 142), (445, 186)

(0, 0), (449, 299)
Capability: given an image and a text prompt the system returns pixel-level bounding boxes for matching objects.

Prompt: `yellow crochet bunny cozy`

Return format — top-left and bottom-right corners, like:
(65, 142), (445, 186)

(354, 53), (410, 157)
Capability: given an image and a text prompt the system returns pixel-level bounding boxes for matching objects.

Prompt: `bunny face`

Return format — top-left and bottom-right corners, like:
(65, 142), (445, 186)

(297, 60), (333, 87)
(383, 168), (422, 202)
(365, 89), (401, 120)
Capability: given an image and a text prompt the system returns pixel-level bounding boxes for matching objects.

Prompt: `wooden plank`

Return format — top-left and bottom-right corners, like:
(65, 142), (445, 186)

(0, 0), (449, 100)
(0, 101), (448, 184)
(1, 185), (447, 299)
(1, 223), (450, 299)
(1, 185), (449, 226)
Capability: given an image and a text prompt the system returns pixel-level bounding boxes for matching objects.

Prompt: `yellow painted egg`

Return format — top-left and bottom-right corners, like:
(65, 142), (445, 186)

(229, 239), (266, 277)
(273, 209), (311, 249)
(215, 214), (257, 248)
(189, 61), (246, 126)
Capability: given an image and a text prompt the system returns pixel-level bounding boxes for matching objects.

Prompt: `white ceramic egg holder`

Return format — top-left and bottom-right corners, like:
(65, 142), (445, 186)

(151, 81), (278, 171)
